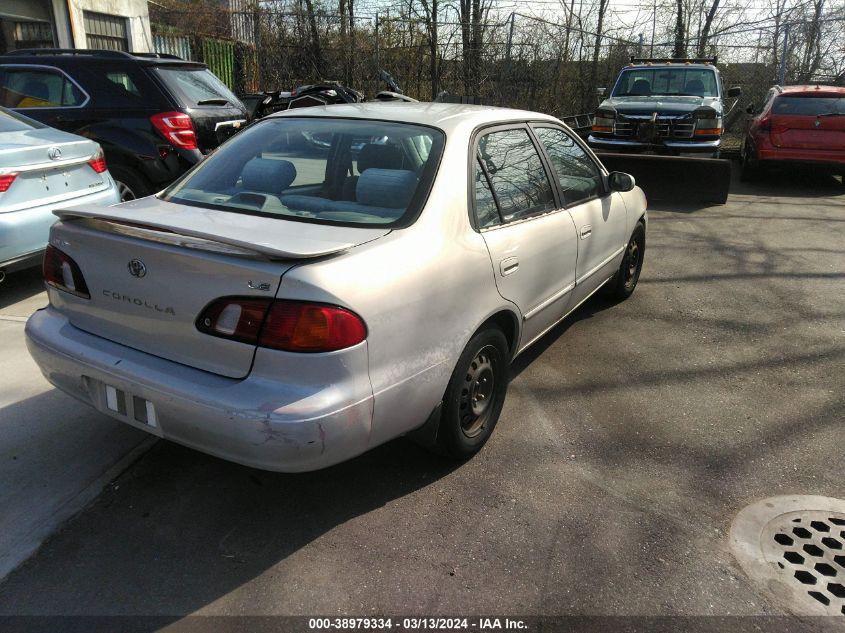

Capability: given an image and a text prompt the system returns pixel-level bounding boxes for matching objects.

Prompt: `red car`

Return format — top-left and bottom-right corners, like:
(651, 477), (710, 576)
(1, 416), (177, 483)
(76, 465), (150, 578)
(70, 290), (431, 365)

(740, 84), (845, 181)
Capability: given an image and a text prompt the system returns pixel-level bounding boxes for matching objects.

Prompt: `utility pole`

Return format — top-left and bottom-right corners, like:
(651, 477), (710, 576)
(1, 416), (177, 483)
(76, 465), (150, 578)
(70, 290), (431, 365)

(501, 12), (516, 106)
(375, 11), (379, 72)
(779, 23), (789, 85)
(650, 0), (656, 56)
(638, 33), (643, 56)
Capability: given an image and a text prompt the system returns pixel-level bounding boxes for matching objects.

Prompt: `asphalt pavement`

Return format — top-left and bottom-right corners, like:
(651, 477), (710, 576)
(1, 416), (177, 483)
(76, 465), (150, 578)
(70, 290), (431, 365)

(0, 167), (842, 625)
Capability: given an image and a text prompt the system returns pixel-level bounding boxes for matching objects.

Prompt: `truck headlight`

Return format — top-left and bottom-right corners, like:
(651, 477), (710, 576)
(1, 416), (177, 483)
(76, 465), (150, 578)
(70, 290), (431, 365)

(693, 107), (721, 136)
(592, 108), (616, 133)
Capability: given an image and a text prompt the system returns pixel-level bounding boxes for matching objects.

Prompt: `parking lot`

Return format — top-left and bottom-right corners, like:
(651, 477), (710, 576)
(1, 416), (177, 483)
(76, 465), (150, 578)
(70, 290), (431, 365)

(0, 166), (843, 625)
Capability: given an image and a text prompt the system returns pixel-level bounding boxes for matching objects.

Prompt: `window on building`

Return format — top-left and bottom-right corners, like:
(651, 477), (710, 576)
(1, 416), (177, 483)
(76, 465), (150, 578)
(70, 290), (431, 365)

(14, 21), (54, 49)
(83, 11), (129, 52)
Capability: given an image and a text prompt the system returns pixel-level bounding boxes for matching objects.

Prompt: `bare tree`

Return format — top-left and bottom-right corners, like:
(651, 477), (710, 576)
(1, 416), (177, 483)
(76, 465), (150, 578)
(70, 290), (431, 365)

(673, 0), (686, 58)
(697, 0), (720, 56)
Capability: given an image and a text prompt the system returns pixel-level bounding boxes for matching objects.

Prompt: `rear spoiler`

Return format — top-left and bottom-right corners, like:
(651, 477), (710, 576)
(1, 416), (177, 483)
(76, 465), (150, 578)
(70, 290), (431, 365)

(53, 207), (366, 260)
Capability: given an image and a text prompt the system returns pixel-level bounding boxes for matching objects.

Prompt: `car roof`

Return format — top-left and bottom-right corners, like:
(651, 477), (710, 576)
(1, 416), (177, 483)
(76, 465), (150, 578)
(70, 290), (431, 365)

(625, 63), (715, 70)
(266, 102), (561, 134)
(778, 85), (845, 95)
(0, 49), (206, 68)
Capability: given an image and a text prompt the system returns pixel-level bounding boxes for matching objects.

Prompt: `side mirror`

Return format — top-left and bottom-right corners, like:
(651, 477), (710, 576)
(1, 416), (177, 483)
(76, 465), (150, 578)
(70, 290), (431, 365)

(727, 86), (742, 98)
(596, 87), (606, 97)
(608, 171), (635, 192)
(745, 103), (756, 115)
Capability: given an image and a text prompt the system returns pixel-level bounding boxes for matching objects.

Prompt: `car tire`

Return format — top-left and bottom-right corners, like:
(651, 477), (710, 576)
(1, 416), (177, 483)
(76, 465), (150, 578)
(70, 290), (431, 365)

(603, 221), (646, 301)
(109, 166), (152, 202)
(434, 328), (509, 459)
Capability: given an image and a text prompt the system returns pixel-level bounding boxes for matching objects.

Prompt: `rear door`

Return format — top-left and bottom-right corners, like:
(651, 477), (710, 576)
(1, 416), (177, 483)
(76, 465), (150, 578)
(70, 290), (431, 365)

(533, 125), (628, 307)
(769, 94), (845, 150)
(149, 65), (248, 151)
(473, 125), (579, 349)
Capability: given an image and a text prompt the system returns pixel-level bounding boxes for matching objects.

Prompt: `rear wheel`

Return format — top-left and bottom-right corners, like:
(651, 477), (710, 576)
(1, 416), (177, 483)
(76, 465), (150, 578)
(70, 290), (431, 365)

(109, 166), (152, 202)
(604, 221), (645, 301)
(435, 328), (509, 459)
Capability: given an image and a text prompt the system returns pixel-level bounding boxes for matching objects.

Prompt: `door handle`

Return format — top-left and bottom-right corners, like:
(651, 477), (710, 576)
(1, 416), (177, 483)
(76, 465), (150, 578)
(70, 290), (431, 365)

(500, 257), (519, 276)
(579, 225), (592, 239)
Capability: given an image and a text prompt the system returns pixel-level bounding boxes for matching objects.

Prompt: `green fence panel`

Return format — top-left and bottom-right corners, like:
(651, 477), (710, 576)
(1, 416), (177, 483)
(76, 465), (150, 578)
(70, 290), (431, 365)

(201, 38), (235, 90)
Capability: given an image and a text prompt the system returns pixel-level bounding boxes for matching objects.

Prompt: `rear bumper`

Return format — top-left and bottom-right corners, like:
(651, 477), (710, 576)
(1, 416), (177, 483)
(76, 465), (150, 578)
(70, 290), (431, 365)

(0, 183), (119, 270)
(757, 147), (845, 170)
(588, 135), (720, 153)
(25, 307), (374, 472)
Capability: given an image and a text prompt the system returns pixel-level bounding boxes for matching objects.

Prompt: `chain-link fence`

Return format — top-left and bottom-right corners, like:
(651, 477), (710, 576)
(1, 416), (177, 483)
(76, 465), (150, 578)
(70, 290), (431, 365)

(150, 2), (845, 123)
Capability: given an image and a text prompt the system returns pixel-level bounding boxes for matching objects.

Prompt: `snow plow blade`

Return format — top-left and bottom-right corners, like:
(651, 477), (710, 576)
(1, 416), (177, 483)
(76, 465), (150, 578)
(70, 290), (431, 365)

(596, 153), (731, 205)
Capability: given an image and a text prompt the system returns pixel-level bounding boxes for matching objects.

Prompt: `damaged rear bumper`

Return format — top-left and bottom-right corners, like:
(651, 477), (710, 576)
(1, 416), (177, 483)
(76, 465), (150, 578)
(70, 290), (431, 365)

(25, 307), (374, 472)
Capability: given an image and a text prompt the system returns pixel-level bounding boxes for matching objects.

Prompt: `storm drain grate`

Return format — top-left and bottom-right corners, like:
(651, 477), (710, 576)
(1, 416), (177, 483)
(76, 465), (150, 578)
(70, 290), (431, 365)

(770, 515), (845, 613)
(731, 496), (845, 616)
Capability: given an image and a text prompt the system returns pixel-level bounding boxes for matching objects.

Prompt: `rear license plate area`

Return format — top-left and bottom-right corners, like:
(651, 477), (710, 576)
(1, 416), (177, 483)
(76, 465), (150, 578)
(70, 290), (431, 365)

(89, 378), (159, 429)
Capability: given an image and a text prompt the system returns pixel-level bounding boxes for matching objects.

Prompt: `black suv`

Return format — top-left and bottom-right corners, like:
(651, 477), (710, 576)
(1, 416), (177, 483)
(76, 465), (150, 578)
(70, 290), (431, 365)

(0, 49), (248, 200)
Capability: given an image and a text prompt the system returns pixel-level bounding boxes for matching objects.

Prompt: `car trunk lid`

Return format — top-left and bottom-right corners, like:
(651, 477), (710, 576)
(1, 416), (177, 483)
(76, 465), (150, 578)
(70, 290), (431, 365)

(0, 129), (108, 212)
(49, 198), (389, 378)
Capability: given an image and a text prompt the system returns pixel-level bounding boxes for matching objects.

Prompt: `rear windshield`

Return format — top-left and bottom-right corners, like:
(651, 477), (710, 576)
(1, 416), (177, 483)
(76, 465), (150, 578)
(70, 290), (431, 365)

(152, 67), (241, 109)
(0, 106), (44, 132)
(162, 117), (445, 227)
(773, 96), (845, 116)
(612, 67), (719, 97)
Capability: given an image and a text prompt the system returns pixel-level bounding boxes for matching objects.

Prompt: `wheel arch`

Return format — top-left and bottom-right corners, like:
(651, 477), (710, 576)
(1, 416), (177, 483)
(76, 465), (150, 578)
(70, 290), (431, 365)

(475, 308), (521, 360)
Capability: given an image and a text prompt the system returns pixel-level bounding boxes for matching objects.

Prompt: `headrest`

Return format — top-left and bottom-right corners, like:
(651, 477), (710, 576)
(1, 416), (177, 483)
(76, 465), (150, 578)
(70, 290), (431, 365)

(242, 158), (297, 194)
(357, 143), (403, 173)
(356, 169), (418, 209)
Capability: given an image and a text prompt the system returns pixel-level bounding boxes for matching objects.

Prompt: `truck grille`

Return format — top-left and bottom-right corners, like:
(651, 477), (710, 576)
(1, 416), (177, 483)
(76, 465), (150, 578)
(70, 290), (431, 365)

(614, 116), (695, 139)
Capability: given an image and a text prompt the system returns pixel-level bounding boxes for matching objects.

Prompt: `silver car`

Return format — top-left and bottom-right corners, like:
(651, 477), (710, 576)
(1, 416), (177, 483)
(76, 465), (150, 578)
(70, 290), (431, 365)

(0, 107), (118, 278)
(25, 103), (646, 472)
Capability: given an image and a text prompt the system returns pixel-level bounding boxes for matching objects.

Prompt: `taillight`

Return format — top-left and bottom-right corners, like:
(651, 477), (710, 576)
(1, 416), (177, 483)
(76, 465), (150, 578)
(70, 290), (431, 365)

(150, 111), (197, 150)
(197, 298), (367, 353)
(87, 149), (107, 174)
(0, 173), (17, 192)
(43, 245), (90, 299)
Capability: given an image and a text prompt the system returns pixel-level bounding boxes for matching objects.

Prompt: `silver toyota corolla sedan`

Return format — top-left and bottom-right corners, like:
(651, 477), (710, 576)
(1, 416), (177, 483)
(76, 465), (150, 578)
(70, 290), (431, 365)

(0, 107), (118, 278)
(25, 103), (646, 472)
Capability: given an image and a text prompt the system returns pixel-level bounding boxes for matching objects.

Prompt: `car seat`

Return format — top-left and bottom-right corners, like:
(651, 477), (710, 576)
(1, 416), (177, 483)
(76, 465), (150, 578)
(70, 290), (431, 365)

(341, 143), (403, 200)
(240, 157), (297, 195)
(684, 79), (705, 96)
(630, 79), (651, 96)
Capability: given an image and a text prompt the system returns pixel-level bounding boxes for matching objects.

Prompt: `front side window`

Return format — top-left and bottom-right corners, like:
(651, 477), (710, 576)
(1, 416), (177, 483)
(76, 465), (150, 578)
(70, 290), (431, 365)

(612, 68), (719, 98)
(163, 117), (444, 227)
(0, 67), (86, 108)
(534, 127), (603, 206)
(477, 128), (555, 223)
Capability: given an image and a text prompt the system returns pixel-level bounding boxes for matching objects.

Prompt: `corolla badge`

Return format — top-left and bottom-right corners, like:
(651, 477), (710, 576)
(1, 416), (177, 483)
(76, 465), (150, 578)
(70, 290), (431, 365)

(127, 259), (147, 278)
(47, 147), (62, 161)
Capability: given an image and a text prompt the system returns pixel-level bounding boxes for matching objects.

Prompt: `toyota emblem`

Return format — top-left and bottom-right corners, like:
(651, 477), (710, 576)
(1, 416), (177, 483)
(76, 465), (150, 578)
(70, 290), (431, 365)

(47, 147), (62, 161)
(127, 259), (147, 278)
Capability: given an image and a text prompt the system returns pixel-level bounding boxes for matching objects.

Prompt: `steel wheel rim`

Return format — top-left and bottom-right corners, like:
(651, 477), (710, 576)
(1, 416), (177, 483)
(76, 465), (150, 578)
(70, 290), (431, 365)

(625, 236), (641, 288)
(459, 347), (496, 438)
(117, 181), (136, 202)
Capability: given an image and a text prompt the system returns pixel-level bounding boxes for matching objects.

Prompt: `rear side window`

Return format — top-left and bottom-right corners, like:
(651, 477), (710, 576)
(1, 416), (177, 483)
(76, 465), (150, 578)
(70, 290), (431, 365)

(0, 67), (86, 108)
(534, 127), (602, 206)
(163, 117), (444, 227)
(151, 67), (240, 108)
(772, 96), (845, 116)
(73, 64), (162, 108)
(476, 128), (555, 222)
